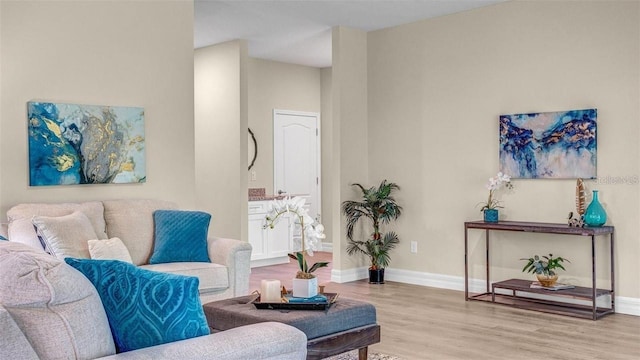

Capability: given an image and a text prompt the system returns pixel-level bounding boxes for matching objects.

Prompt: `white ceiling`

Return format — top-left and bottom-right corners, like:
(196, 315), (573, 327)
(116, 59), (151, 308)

(194, 0), (505, 68)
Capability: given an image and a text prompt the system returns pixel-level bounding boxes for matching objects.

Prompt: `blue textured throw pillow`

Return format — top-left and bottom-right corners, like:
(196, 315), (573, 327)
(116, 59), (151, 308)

(64, 258), (210, 353)
(0, 235), (7, 241)
(149, 210), (211, 264)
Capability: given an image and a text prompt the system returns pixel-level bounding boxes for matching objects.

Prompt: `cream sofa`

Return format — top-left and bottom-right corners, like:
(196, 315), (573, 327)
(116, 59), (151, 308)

(0, 241), (307, 359)
(5, 199), (251, 303)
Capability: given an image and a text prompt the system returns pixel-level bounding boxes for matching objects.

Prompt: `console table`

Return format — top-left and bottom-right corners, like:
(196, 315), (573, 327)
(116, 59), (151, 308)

(464, 220), (615, 320)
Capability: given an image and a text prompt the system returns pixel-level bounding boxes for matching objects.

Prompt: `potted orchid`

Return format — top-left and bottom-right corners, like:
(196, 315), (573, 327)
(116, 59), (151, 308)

(264, 196), (328, 297)
(479, 172), (513, 222)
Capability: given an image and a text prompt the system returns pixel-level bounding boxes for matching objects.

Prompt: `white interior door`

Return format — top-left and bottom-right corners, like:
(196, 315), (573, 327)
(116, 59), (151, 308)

(273, 110), (321, 223)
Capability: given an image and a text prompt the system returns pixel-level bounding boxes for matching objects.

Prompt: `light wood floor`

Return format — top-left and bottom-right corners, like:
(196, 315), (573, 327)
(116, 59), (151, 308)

(249, 252), (640, 360)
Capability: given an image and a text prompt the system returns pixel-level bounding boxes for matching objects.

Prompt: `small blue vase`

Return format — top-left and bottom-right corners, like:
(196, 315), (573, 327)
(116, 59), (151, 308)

(584, 190), (607, 227)
(484, 209), (499, 222)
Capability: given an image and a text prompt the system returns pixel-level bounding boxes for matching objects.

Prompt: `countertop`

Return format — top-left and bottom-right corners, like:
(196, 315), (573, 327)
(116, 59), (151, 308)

(248, 195), (287, 202)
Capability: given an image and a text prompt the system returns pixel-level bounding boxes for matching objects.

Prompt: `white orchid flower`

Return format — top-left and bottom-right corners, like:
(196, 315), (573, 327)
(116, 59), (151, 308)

(290, 196), (306, 211)
(264, 195), (329, 276)
(480, 172), (514, 211)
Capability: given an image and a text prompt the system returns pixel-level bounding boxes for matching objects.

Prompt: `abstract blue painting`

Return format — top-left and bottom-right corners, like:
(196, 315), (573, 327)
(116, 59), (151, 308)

(28, 102), (145, 186)
(499, 109), (596, 179)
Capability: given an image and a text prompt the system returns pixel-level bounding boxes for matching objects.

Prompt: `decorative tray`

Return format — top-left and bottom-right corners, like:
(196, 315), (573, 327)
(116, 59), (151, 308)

(252, 292), (338, 311)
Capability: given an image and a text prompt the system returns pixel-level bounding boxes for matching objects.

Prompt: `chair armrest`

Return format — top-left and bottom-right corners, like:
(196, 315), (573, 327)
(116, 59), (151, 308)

(97, 322), (307, 360)
(207, 236), (252, 297)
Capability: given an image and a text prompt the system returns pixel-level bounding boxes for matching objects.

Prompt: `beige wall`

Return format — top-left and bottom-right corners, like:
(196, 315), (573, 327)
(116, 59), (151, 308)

(366, 1), (639, 299)
(0, 0), (195, 216)
(194, 41), (249, 241)
(247, 58), (321, 195)
(320, 67), (333, 249)
(0, 0), (3, 213)
(332, 26), (369, 271)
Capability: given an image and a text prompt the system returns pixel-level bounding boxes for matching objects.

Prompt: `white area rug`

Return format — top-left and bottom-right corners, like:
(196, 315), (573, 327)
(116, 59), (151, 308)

(323, 350), (401, 360)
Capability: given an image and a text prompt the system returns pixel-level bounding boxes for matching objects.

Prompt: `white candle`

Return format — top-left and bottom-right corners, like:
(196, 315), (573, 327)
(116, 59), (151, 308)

(260, 279), (281, 302)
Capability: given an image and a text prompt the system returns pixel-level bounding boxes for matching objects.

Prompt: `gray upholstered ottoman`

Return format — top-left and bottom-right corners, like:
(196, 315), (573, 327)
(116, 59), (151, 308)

(203, 295), (380, 360)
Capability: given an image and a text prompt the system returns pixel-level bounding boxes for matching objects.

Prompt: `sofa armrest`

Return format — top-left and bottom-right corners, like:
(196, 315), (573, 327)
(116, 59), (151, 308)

(207, 236), (252, 297)
(0, 306), (39, 360)
(0, 223), (8, 239)
(97, 322), (307, 360)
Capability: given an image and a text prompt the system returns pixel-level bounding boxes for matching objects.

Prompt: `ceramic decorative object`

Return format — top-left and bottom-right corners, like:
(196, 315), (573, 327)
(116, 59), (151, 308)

(584, 190), (607, 227)
(292, 277), (318, 298)
(575, 179), (586, 216)
(484, 209), (499, 223)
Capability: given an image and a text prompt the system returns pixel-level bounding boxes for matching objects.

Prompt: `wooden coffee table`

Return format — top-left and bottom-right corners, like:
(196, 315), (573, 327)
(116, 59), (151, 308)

(203, 295), (380, 360)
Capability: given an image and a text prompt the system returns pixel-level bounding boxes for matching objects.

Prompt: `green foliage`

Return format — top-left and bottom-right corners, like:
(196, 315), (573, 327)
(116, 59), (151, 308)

(520, 253), (570, 276)
(342, 180), (402, 269)
(287, 252), (329, 275)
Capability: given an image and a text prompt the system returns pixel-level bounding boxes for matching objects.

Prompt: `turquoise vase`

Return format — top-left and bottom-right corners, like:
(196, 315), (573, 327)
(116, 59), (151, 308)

(584, 190), (607, 227)
(484, 209), (499, 223)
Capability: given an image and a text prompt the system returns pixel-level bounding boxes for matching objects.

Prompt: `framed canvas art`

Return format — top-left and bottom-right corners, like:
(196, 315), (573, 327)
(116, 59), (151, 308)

(499, 109), (597, 179)
(28, 101), (145, 186)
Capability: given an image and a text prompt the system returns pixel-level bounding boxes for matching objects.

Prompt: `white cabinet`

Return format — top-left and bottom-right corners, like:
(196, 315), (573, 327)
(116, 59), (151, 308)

(248, 201), (293, 267)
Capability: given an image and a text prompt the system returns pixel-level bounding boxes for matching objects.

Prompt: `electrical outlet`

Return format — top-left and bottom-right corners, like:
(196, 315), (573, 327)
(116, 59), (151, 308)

(410, 241), (418, 253)
(251, 170), (257, 181)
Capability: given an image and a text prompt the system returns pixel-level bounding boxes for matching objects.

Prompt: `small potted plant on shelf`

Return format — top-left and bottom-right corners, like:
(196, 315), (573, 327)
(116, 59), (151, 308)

(264, 196), (328, 298)
(520, 253), (570, 287)
(479, 172), (513, 222)
(341, 180), (402, 284)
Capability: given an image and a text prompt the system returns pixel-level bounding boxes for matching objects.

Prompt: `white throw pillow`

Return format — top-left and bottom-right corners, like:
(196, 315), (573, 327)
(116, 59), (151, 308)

(31, 211), (98, 259)
(7, 201), (108, 251)
(87, 238), (133, 263)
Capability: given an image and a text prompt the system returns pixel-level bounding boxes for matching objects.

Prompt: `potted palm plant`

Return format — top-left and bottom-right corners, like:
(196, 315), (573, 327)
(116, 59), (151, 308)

(341, 180), (402, 284)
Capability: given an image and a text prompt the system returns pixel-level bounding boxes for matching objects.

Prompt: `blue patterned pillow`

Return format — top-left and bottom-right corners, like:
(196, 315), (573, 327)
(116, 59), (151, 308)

(149, 210), (211, 264)
(64, 258), (210, 353)
(0, 235), (7, 241)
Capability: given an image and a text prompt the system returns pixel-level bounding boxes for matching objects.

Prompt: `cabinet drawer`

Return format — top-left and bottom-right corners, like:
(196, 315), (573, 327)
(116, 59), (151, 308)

(248, 202), (268, 214)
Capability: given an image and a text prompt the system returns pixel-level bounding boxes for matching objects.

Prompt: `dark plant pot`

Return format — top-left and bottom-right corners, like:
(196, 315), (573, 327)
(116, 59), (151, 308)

(369, 268), (385, 284)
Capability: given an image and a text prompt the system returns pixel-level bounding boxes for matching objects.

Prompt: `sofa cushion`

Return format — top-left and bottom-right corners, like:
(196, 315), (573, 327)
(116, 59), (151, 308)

(141, 262), (229, 292)
(7, 201), (108, 250)
(32, 211), (98, 259)
(0, 241), (116, 359)
(88, 237), (133, 263)
(103, 199), (177, 265)
(150, 210), (211, 264)
(65, 258), (210, 353)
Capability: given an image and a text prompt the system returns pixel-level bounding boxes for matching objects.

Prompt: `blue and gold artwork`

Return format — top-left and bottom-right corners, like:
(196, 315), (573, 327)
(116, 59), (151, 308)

(28, 101), (145, 186)
(499, 109), (596, 179)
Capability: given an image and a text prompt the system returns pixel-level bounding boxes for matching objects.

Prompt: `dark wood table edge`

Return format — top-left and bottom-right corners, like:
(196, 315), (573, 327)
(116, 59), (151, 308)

(464, 220), (614, 235)
(305, 324), (381, 360)
(469, 292), (614, 320)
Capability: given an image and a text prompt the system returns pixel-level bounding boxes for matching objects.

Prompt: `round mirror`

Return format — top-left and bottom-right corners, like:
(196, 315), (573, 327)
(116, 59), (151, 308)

(248, 128), (257, 170)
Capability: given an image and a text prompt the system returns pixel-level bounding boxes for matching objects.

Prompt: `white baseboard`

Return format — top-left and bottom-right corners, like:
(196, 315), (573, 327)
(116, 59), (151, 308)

(617, 296), (640, 316)
(331, 266), (368, 283)
(330, 266), (640, 316)
(320, 241), (333, 252)
(250, 256), (289, 268)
